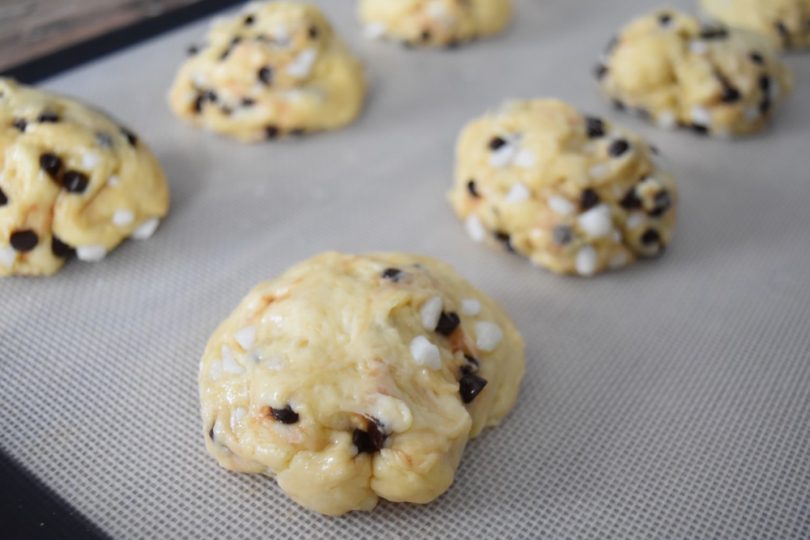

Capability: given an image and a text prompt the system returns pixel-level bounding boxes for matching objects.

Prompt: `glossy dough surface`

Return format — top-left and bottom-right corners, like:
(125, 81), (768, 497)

(199, 252), (525, 515)
(0, 79), (169, 277)
(169, 2), (366, 142)
(702, 0), (810, 49)
(450, 99), (677, 276)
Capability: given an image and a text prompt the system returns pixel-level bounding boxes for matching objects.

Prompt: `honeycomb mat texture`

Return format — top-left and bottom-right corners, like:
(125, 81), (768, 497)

(2, 0), (810, 538)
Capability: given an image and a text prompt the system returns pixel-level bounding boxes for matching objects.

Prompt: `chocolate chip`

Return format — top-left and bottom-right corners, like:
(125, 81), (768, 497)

(265, 126), (280, 139)
(580, 188), (600, 211)
(649, 190), (672, 217)
(258, 66), (273, 85)
(585, 116), (606, 138)
(62, 171), (89, 194)
(758, 75), (771, 93)
(51, 236), (74, 258)
(270, 405), (299, 424)
(187, 45), (199, 55)
(10, 230), (38, 252)
(39, 153), (62, 179)
(488, 136), (507, 151)
(241, 98), (256, 107)
(658, 13), (673, 26)
(759, 98), (772, 115)
(749, 51), (765, 65)
(495, 231), (514, 253)
(721, 86), (741, 103)
(308, 26), (319, 39)
(553, 225), (573, 246)
(382, 268), (402, 281)
(0, 187), (7, 206)
(620, 187), (642, 210)
(641, 228), (661, 246)
(459, 372), (487, 404)
(120, 128), (138, 147)
(467, 180), (480, 198)
(691, 124), (709, 136)
(220, 36), (242, 60)
(204, 90), (218, 103)
(193, 95), (206, 114)
(608, 139), (630, 157)
(12, 118), (27, 132)
(594, 64), (608, 80)
(435, 312), (460, 337)
(244, 14), (255, 25)
(699, 25), (728, 40)
(353, 418), (386, 454)
(420, 29), (432, 42)
(37, 112), (60, 123)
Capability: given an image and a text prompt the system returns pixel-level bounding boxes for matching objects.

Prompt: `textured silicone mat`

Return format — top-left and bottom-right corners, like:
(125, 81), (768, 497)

(2, 0), (810, 538)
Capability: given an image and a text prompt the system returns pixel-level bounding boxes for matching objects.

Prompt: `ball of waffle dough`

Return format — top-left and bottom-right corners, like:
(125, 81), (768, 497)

(702, 0), (810, 50)
(0, 79), (169, 277)
(169, 2), (366, 142)
(595, 9), (793, 137)
(358, 0), (511, 48)
(199, 252), (525, 515)
(449, 99), (677, 277)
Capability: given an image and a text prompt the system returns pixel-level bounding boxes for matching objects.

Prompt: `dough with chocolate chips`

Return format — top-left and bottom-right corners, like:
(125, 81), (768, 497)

(702, 0), (810, 50)
(595, 9), (793, 137)
(0, 78), (169, 277)
(199, 252), (524, 515)
(169, 2), (366, 142)
(358, 0), (511, 47)
(449, 99), (677, 277)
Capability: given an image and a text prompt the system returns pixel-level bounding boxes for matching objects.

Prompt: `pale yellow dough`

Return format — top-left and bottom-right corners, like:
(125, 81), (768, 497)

(450, 99), (677, 277)
(199, 252), (525, 515)
(702, 0), (810, 49)
(0, 79), (169, 277)
(596, 9), (793, 137)
(358, 0), (511, 47)
(168, 2), (366, 142)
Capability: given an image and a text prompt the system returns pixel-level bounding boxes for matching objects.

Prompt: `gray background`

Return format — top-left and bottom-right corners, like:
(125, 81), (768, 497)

(2, 0), (809, 538)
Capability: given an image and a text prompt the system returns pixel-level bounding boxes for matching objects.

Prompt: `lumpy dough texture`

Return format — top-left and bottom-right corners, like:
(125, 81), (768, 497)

(702, 0), (810, 50)
(0, 79), (169, 277)
(169, 2), (366, 142)
(449, 99), (677, 277)
(596, 9), (793, 137)
(199, 252), (524, 515)
(358, 0), (511, 47)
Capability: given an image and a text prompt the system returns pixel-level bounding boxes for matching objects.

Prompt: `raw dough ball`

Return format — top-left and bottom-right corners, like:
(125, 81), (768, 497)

(702, 0), (810, 50)
(0, 79), (169, 277)
(449, 99), (677, 277)
(199, 252), (524, 515)
(169, 2), (366, 142)
(595, 9), (793, 137)
(358, 0), (511, 48)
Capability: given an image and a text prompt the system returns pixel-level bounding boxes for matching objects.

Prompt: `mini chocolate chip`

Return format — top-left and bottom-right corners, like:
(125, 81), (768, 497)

(699, 25), (728, 40)
(39, 153), (62, 179)
(10, 230), (38, 252)
(594, 64), (608, 80)
(488, 136), (507, 151)
(62, 171), (89, 194)
(691, 124), (709, 136)
(658, 13), (672, 26)
(641, 228), (661, 246)
(649, 190), (672, 217)
(759, 75), (771, 93)
(459, 372), (487, 404)
(258, 66), (273, 85)
(241, 98), (256, 107)
(612, 100), (626, 112)
(775, 21), (791, 47)
(193, 95), (206, 113)
(749, 51), (765, 65)
(270, 405), (299, 424)
(208, 425), (215, 440)
(467, 180), (480, 198)
(353, 418), (386, 454)
(420, 29), (432, 42)
(187, 45), (199, 55)
(608, 139), (630, 157)
(12, 118), (27, 132)
(721, 86), (741, 103)
(121, 128), (138, 146)
(265, 126), (280, 139)
(435, 312), (460, 337)
(204, 90), (218, 103)
(553, 225), (573, 246)
(620, 187), (642, 210)
(96, 132), (114, 148)
(289, 128), (306, 137)
(51, 236), (74, 258)
(0, 187), (7, 206)
(382, 267), (402, 281)
(759, 98), (772, 115)
(494, 231), (514, 253)
(580, 188), (600, 211)
(244, 14), (255, 25)
(585, 116), (606, 138)
(37, 112), (60, 123)
(308, 26), (319, 39)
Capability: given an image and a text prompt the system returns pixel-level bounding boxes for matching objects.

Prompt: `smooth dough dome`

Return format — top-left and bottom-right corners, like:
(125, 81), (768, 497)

(702, 0), (810, 50)
(358, 0), (512, 47)
(449, 99), (677, 277)
(0, 79), (169, 277)
(199, 252), (525, 515)
(595, 9), (793, 137)
(169, 2), (366, 142)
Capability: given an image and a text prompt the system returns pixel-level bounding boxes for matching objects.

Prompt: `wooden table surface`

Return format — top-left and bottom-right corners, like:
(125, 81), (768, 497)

(0, 0), (201, 71)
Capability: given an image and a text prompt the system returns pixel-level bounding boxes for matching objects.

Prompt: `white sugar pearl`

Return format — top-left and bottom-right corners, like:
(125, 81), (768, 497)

(657, 111), (677, 130)
(82, 152), (101, 170)
(465, 215), (486, 242)
(461, 298), (481, 316)
(420, 296), (443, 330)
(132, 218), (159, 240)
(287, 48), (317, 78)
(576, 245), (598, 276)
(548, 195), (575, 216)
(475, 321), (503, 352)
(112, 209), (134, 227)
(364, 22), (387, 39)
(410, 336), (441, 369)
(489, 143), (517, 168)
(369, 394), (413, 433)
(77, 245), (107, 262)
(691, 106), (711, 126)
(514, 149), (537, 169)
(222, 345), (244, 375)
(0, 246), (16, 268)
(107, 175), (120, 187)
(235, 326), (257, 351)
(690, 41), (708, 55)
(578, 204), (613, 238)
(505, 182), (530, 204)
(589, 163), (609, 180)
(626, 212), (646, 230)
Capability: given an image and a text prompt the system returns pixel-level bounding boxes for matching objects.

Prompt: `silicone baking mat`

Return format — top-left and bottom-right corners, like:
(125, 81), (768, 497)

(2, 0), (809, 537)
